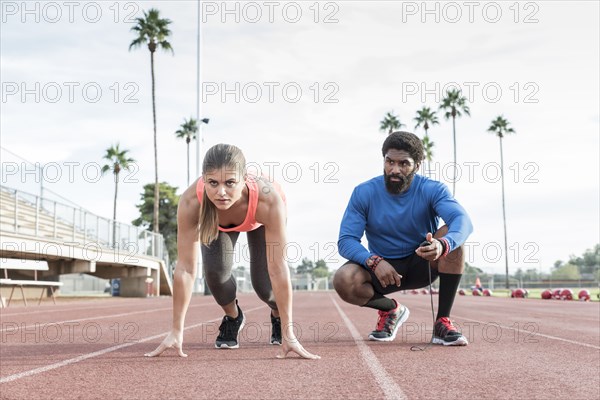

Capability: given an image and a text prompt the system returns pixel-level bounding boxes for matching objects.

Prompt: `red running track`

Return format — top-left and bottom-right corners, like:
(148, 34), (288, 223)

(1, 292), (599, 399)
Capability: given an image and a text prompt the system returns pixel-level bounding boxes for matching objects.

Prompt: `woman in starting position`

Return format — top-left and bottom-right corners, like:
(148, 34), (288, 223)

(145, 143), (319, 359)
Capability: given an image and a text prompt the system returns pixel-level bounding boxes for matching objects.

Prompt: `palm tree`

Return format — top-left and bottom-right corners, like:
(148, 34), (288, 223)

(379, 111), (404, 134)
(101, 144), (135, 248)
(175, 117), (199, 186)
(421, 136), (435, 177)
(488, 115), (516, 289)
(129, 8), (173, 234)
(414, 106), (439, 139)
(439, 89), (470, 196)
(415, 107), (439, 178)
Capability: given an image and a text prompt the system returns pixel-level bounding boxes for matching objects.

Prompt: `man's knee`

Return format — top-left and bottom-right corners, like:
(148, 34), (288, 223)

(332, 267), (351, 295)
(435, 245), (465, 274)
(432, 225), (465, 272)
(333, 264), (368, 303)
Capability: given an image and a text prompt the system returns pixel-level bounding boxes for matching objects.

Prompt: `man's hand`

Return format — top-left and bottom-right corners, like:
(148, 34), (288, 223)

(415, 232), (442, 261)
(373, 259), (402, 288)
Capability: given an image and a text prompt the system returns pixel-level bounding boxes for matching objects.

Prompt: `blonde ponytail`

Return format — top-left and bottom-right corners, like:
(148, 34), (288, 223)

(199, 189), (219, 245)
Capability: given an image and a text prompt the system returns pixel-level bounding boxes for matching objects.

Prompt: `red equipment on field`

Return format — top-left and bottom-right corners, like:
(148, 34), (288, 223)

(512, 288), (527, 298)
(559, 288), (573, 300)
(577, 289), (591, 302)
(482, 289), (492, 297)
(472, 288), (482, 296)
(541, 289), (553, 299)
(458, 289), (466, 296)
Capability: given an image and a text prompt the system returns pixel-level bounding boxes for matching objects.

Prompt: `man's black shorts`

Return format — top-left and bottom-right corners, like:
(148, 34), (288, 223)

(344, 253), (439, 295)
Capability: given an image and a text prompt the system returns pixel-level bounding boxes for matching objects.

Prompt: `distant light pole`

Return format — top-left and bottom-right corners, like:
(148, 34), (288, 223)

(194, 117), (210, 172)
(195, 0), (204, 181)
(39, 163), (44, 199)
(193, 0), (202, 294)
(195, 0), (209, 294)
(195, 118), (209, 175)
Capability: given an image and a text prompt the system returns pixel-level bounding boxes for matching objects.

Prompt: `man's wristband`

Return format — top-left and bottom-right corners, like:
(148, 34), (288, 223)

(365, 255), (383, 271)
(439, 238), (450, 258)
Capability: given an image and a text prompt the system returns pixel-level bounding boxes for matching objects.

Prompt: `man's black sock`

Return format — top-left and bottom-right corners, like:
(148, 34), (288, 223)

(363, 293), (396, 311)
(437, 272), (462, 319)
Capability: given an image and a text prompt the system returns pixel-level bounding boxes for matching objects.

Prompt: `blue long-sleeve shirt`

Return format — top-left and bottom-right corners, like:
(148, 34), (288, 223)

(338, 174), (473, 266)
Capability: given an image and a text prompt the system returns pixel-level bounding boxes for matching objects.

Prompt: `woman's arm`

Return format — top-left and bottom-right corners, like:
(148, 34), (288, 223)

(256, 181), (319, 359)
(145, 183), (200, 357)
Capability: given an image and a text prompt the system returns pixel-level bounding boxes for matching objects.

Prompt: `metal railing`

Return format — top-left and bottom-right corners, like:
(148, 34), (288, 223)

(0, 185), (169, 267)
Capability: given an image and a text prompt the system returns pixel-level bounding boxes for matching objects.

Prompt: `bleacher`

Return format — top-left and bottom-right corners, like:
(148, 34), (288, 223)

(0, 188), (92, 244)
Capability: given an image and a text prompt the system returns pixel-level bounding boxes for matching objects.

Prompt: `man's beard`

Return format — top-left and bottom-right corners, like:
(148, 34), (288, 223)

(384, 170), (416, 194)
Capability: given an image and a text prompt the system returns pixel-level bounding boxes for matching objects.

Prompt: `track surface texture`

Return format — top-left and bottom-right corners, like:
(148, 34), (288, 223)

(1, 292), (599, 399)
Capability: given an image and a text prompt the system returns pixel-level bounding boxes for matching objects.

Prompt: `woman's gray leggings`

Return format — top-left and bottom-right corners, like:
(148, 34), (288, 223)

(201, 226), (277, 310)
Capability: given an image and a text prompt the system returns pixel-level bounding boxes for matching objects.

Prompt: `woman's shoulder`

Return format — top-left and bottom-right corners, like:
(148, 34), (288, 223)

(182, 179), (202, 206)
(253, 176), (281, 203)
(177, 179), (201, 224)
(252, 175), (286, 224)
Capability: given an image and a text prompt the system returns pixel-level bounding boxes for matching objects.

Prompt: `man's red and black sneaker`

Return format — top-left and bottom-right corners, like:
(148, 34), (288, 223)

(433, 317), (468, 346)
(368, 300), (410, 342)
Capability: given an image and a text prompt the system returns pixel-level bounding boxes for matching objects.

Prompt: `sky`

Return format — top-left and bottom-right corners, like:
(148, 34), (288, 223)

(1, 0), (599, 275)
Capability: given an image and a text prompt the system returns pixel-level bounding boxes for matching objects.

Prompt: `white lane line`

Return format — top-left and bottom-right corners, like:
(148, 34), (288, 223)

(0, 305), (267, 384)
(1, 297), (215, 317)
(456, 315), (600, 350)
(0, 300), (163, 317)
(330, 295), (407, 400)
(0, 303), (212, 333)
